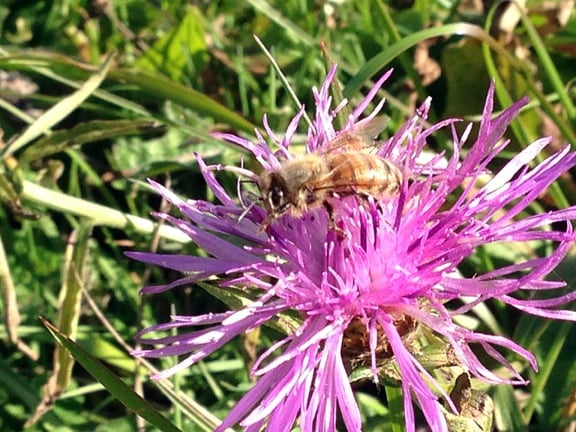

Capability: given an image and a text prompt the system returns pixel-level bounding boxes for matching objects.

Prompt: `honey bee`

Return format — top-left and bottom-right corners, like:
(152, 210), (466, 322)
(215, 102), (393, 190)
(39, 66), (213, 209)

(258, 118), (403, 230)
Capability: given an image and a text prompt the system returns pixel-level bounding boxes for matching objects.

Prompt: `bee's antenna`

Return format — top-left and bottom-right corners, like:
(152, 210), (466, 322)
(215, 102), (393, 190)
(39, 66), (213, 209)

(238, 179), (261, 207)
(237, 157), (247, 207)
(204, 163), (260, 183)
(235, 157), (263, 224)
(238, 182), (264, 224)
(237, 175), (246, 207)
(238, 200), (257, 223)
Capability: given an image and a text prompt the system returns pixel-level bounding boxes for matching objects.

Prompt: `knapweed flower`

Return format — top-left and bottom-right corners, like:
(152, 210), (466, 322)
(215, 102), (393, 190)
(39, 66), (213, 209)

(127, 66), (576, 432)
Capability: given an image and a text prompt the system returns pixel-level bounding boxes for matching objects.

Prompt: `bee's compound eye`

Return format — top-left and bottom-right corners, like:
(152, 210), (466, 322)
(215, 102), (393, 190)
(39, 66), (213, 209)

(269, 185), (284, 209)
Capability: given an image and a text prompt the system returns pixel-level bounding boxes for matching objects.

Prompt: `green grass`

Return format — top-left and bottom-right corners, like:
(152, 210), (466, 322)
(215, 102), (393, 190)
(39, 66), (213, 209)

(1, 1), (576, 430)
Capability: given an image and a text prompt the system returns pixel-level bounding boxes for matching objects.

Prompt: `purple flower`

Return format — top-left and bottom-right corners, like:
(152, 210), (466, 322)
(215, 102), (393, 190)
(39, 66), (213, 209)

(127, 66), (576, 432)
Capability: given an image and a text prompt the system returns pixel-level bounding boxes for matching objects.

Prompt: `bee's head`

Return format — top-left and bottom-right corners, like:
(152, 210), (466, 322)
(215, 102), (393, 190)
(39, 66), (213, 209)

(262, 172), (290, 214)
(258, 173), (291, 235)
(264, 173), (290, 215)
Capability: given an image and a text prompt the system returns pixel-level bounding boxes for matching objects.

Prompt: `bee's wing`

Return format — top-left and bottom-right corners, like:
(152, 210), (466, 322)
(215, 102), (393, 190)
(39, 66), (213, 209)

(309, 152), (401, 198)
(307, 159), (365, 193)
(322, 117), (389, 154)
(352, 116), (389, 139)
(308, 175), (360, 193)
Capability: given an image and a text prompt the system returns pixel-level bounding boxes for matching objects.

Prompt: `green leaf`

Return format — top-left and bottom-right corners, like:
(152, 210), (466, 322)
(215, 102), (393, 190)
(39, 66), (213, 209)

(384, 384), (404, 432)
(492, 384), (525, 431)
(41, 317), (183, 432)
(0, 165), (40, 220)
(136, 5), (209, 82)
(20, 180), (190, 243)
(198, 281), (301, 335)
(20, 119), (165, 162)
(111, 68), (255, 134)
(1, 53), (115, 159)
(55, 223), (93, 387)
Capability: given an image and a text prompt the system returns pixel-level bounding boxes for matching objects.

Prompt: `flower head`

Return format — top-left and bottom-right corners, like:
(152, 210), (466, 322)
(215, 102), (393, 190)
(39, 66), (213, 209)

(127, 66), (576, 432)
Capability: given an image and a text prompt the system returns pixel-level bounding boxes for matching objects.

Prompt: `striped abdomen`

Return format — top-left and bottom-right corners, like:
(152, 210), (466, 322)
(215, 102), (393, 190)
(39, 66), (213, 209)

(314, 151), (402, 198)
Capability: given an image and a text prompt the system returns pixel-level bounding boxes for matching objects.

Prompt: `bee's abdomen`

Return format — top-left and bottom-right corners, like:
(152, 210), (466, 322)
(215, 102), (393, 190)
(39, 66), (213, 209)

(326, 152), (402, 198)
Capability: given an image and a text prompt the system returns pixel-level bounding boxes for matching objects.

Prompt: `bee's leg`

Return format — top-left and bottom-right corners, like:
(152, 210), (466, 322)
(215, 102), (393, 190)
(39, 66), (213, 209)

(324, 201), (346, 237)
(258, 218), (270, 234)
(258, 213), (277, 234)
(356, 193), (379, 213)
